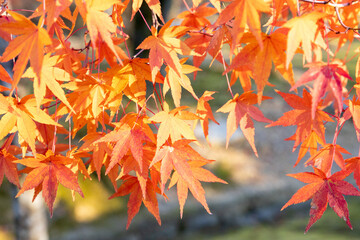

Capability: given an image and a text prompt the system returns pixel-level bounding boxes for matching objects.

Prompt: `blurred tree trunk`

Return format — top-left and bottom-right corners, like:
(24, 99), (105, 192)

(10, 185), (49, 240)
(0, 0), (49, 232)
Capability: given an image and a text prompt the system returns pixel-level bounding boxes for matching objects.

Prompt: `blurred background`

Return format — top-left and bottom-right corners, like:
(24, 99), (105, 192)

(1, 0), (360, 239)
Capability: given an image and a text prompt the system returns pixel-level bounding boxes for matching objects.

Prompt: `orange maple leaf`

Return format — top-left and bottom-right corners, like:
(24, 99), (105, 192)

(151, 139), (210, 194)
(22, 54), (75, 111)
(137, 19), (196, 82)
(79, 132), (110, 180)
(75, 0), (121, 62)
(168, 158), (227, 218)
(177, 3), (217, 28)
(348, 97), (360, 140)
(229, 31), (295, 102)
(305, 144), (350, 176)
(0, 94), (60, 156)
(130, 0), (164, 22)
(149, 105), (200, 149)
(282, 168), (360, 232)
(266, 90), (333, 164)
(0, 134), (20, 188)
(16, 150), (84, 216)
(95, 114), (155, 173)
(32, 0), (73, 29)
(105, 58), (164, 109)
(217, 91), (271, 156)
(97, 128), (150, 174)
(215, 0), (270, 49)
(196, 91), (219, 145)
(185, 28), (229, 78)
(345, 157), (360, 189)
(0, 10), (52, 88)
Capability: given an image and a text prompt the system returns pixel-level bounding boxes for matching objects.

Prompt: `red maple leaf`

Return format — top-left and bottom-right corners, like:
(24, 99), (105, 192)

(0, 134), (20, 188)
(16, 150), (84, 216)
(109, 175), (163, 229)
(282, 168), (360, 232)
(290, 62), (352, 119)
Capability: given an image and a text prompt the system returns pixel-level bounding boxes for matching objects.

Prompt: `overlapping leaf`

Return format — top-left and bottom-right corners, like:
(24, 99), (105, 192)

(196, 91), (219, 144)
(168, 158), (227, 218)
(282, 168), (360, 232)
(217, 91), (271, 156)
(0, 11), (52, 88)
(16, 150), (84, 216)
(109, 175), (162, 229)
(216, 0), (270, 49)
(0, 94), (60, 156)
(267, 90), (332, 164)
(290, 62), (352, 119)
(137, 19), (196, 82)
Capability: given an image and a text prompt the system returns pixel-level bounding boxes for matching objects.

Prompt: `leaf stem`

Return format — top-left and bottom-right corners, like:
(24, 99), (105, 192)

(182, 0), (192, 12)
(220, 51), (234, 98)
(139, 9), (151, 32)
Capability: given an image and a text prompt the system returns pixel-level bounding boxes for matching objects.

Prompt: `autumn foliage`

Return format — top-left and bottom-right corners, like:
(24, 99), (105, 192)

(1, 0), (360, 233)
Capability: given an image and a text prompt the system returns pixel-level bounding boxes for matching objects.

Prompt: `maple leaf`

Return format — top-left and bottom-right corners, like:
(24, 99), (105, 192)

(109, 175), (162, 229)
(96, 35), (129, 67)
(206, 25), (232, 67)
(168, 159), (227, 218)
(137, 19), (196, 82)
(33, 0), (73, 29)
(116, 145), (154, 197)
(290, 62), (352, 119)
(163, 58), (199, 107)
(79, 132), (110, 180)
(0, 10), (52, 88)
(16, 150), (84, 216)
(0, 64), (12, 92)
(149, 105), (200, 150)
(305, 144), (350, 175)
(215, 0), (270, 49)
(345, 157), (360, 190)
(196, 91), (219, 145)
(266, 90), (333, 164)
(22, 54), (74, 111)
(0, 94), (60, 156)
(282, 168), (360, 232)
(271, 0), (297, 25)
(75, 0), (121, 62)
(35, 123), (69, 155)
(94, 114), (155, 174)
(184, 28), (229, 78)
(60, 71), (114, 122)
(348, 97), (360, 140)
(217, 91), (271, 156)
(282, 11), (327, 68)
(130, 0), (164, 23)
(177, 3), (217, 29)
(105, 58), (164, 109)
(0, 134), (20, 188)
(97, 128), (149, 174)
(151, 139), (209, 194)
(229, 31), (295, 102)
